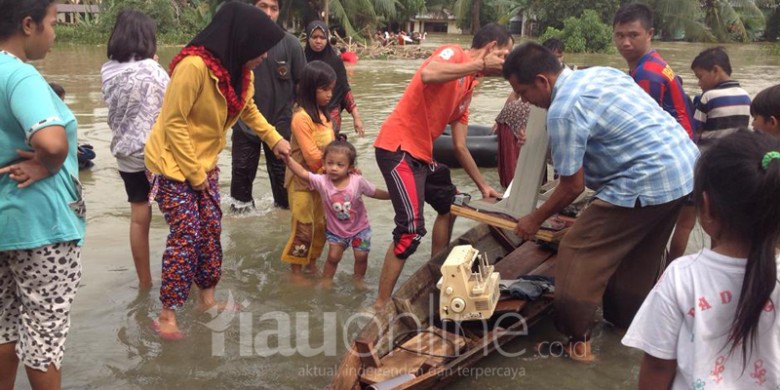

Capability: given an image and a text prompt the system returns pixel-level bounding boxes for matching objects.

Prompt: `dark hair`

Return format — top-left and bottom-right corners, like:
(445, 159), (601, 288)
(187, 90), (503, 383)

(502, 42), (562, 84)
(298, 60), (337, 125)
(691, 46), (732, 75)
(693, 130), (780, 365)
(107, 10), (157, 62)
(471, 23), (513, 50)
(542, 38), (564, 53)
(323, 140), (357, 166)
(0, 0), (55, 40)
(49, 82), (65, 99)
(613, 3), (654, 30)
(750, 84), (780, 119)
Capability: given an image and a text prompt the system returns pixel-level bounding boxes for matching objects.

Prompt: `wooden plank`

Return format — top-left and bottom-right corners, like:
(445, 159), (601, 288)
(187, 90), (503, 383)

(329, 342), (362, 390)
(452, 204), (515, 230)
(488, 225), (523, 252)
(452, 205), (566, 244)
(360, 327), (467, 385)
(354, 338), (381, 368)
(494, 298), (526, 313)
(493, 241), (555, 280)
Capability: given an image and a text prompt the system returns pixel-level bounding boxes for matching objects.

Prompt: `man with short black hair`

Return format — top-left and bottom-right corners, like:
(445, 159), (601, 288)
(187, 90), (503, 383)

(503, 42), (698, 361)
(230, 0), (305, 211)
(613, 3), (694, 138)
(372, 24), (513, 311)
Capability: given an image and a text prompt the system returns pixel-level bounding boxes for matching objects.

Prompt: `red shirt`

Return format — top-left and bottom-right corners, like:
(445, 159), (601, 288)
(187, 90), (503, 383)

(341, 51), (358, 64)
(374, 45), (478, 163)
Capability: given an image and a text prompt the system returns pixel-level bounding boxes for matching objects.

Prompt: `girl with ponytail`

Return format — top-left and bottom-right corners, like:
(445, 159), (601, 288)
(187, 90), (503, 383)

(623, 129), (780, 389)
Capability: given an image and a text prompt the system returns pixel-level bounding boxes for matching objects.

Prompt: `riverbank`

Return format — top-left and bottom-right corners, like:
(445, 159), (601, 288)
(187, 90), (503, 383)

(55, 24), (436, 60)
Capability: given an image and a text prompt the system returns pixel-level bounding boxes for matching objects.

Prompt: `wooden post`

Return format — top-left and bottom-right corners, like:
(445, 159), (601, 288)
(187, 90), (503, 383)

(354, 338), (381, 368)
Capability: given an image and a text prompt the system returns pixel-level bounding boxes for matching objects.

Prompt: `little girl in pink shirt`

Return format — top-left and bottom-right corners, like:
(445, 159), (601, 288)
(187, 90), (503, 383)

(284, 140), (389, 287)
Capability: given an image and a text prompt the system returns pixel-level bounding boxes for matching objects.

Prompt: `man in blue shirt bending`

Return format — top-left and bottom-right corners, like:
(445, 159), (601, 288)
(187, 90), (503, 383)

(503, 42), (698, 362)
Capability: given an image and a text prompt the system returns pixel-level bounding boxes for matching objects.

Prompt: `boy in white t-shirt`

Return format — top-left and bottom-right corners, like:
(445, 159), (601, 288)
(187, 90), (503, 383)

(283, 140), (389, 288)
(622, 130), (780, 389)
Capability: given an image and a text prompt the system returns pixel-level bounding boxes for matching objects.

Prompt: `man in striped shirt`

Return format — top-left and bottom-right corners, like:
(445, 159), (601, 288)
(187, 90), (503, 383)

(613, 4), (694, 139)
(503, 43), (698, 362)
(690, 46), (752, 147)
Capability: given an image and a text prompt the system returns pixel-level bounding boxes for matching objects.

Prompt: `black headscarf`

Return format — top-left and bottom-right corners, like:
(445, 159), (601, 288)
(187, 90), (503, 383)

(304, 21), (351, 112)
(188, 2), (284, 96)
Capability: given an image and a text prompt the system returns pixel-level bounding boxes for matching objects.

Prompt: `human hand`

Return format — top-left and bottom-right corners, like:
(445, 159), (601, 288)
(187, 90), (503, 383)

(516, 128), (527, 147)
(0, 150), (52, 188)
(479, 185), (501, 199)
(272, 139), (291, 158)
(481, 47), (509, 76)
(491, 123), (498, 135)
(514, 214), (542, 241)
(354, 117), (365, 137)
(191, 180), (207, 191)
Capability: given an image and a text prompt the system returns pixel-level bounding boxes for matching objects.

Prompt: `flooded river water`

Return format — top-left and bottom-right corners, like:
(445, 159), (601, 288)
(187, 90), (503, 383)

(16, 35), (780, 389)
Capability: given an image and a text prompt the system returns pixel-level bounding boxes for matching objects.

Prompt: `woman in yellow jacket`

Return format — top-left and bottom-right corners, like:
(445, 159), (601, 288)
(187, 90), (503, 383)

(144, 3), (290, 339)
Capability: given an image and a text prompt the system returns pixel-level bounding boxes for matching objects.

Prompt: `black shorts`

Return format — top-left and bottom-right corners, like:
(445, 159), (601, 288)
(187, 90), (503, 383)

(119, 170), (151, 203)
(375, 147), (457, 259)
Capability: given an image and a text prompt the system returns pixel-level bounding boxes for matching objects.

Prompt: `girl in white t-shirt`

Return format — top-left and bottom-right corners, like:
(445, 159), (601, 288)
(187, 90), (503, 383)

(283, 140), (389, 288)
(623, 130), (780, 389)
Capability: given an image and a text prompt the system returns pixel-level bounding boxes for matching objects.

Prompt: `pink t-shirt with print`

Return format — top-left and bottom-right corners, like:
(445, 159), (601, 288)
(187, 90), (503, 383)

(308, 172), (377, 237)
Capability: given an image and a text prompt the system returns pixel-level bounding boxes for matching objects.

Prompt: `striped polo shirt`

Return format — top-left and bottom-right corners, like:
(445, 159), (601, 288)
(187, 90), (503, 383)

(548, 67), (699, 208)
(631, 50), (695, 139)
(693, 80), (752, 146)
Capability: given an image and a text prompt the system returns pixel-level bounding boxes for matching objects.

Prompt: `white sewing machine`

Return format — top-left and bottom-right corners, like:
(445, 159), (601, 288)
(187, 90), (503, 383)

(436, 245), (500, 321)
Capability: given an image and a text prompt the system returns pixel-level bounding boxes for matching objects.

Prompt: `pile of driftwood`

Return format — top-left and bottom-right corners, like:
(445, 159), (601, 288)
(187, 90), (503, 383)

(334, 34), (434, 60)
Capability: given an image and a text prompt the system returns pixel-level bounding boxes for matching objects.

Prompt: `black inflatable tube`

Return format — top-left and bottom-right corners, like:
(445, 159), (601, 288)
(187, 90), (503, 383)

(432, 124), (498, 168)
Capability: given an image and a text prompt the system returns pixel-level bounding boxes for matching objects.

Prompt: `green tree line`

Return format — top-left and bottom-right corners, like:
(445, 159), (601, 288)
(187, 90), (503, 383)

(57, 0), (780, 48)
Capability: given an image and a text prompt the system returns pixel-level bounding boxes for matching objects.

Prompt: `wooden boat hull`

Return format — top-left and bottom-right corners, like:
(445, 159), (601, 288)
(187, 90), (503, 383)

(330, 224), (557, 390)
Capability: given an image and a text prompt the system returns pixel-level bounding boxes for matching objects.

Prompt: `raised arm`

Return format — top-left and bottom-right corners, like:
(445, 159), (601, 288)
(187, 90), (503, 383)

(420, 45), (507, 84)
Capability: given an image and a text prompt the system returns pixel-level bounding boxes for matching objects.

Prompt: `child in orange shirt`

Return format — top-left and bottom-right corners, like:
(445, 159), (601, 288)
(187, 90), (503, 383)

(281, 61), (338, 281)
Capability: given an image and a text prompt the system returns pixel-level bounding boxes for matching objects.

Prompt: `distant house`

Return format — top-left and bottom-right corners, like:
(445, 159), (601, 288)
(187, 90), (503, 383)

(57, 3), (101, 24)
(510, 11), (538, 37)
(407, 10), (462, 34)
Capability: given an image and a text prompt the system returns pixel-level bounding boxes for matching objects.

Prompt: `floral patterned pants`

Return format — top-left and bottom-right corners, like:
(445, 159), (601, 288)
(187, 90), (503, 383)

(152, 170), (222, 309)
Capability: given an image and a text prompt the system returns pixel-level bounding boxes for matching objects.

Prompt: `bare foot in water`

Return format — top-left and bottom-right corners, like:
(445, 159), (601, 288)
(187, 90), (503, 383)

(196, 287), (243, 313)
(563, 340), (596, 363)
(319, 278), (334, 289)
(289, 272), (314, 286)
(352, 277), (367, 291)
(152, 309), (184, 340)
(305, 263), (320, 277)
